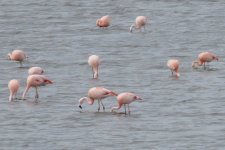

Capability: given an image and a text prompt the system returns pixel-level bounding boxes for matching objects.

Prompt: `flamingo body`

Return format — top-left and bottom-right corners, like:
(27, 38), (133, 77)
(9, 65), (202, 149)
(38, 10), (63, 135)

(8, 79), (20, 101)
(88, 55), (100, 79)
(22, 75), (52, 100)
(167, 59), (180, 77)
(28, 67), (44, 75)
(111, 92), (142, 114)
(79, 87), (117, 111)
(96, 15), (110, 27)
(7, 50), (26, 67)
(130, 16), (147, 32)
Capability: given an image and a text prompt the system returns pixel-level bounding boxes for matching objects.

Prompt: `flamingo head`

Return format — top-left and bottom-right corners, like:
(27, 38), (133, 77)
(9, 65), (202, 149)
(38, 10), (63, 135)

(192, 60), (200, 68)
(96, 19), (101, 27)
(213, 56), (219, 61)
(78, 97), (94, 109)
(7, 53), (12, 60)
(134, 95), (142, 101)
(108, 91), (118, 96)
(44, 79), (53, 84)
(78, 97), (86, 109)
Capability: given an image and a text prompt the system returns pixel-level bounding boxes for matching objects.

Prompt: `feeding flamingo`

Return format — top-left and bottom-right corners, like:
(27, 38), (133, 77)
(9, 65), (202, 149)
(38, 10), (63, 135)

(8, 79), (20, 102)
(7, 49), (26, 67)
(111, 92), (142, 114)
(22, 75), (52, 100)
(130, 16), (147, 32)
(96, 15), (110, 28)
(78, 87), (117, 112)
(192, 52), (218, 70)
(88, 55), (100, 79)
(167, 59), (180, 77)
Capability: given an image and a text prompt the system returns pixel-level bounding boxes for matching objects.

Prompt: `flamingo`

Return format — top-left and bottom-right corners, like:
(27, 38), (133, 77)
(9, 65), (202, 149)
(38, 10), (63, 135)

(167, 59), (180, 77)
(192, 52), (218, 70)
(28, 67), (44, 75)
(88, 55), (100, 79)
(130, 16), (147, 32)
(8, 79), (20, 102)
(96, 15), (110, 28)
(22, 75), (53, 100)
(111, 92), (142, 114)
(78, 87), (117, 112)
(7, 49), (26, 67)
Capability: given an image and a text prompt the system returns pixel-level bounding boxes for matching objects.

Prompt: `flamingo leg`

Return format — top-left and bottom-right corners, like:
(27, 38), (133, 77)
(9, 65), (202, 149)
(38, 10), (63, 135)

(124, 104), (127, 114)
(19, 61), (23, 68)
(128, 104), (130, 114)
(170, 70), (173, 76)
(98, 100), (100, 112)
(100, 100), (105, 111)
(92, 67), (94, 78)
(143, 26), (146, 32)
(35, 87), (39, 99)
(96, 66), (99, 79)
(203, 62), (206, 70)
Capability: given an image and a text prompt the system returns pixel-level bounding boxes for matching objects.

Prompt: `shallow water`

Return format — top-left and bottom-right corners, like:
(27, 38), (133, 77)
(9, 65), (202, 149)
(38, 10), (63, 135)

(0, 0), (225, 149)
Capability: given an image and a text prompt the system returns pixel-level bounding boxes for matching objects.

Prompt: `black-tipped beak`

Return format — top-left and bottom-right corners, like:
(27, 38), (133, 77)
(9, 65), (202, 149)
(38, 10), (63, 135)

(79, 105), (82, 109)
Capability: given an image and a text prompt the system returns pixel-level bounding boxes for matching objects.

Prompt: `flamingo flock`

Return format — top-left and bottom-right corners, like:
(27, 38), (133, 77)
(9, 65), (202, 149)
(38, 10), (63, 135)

(7, 15), (219, 115)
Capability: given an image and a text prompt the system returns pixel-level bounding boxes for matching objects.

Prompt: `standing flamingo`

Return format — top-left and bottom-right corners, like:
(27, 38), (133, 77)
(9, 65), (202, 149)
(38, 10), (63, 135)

(7, 49), (26, 67)
(130, 16), (147, 32)
(167, 59), (180, 77)
(28, 67), (44, 75)
(22, 75), (53, 100)
(88, 55), (100, 79)
(192, 52), (218, 70)
(111, 92), (142, 114)
(78, 87), (117, 112)
(96, 15), (110, 28)
(8, 79), (20, 102)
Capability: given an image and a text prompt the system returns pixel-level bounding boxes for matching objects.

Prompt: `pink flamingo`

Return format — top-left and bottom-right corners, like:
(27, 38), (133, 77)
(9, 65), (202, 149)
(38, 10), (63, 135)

(111, 92), (142, 114)
(7, 49), (26, 67)
(22, 75), (53, 100)
(192, 52), (218, 70)
(96, 15), (110, 28)
(167, 59), (180, 77)
(8, 79), (20, 102)
(130, 16), (147, 32)
(88, 55), (100, 79)
(28, 67), (44, 75)
(79, 87), (117, 112)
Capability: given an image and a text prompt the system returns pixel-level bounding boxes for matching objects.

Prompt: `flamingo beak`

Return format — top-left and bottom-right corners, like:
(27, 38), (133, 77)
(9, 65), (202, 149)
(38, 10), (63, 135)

(79, 105), (82, 109)
(110, 91), (118, 96)
(44, 79), (53, 84)
(134, 96), (142, 100)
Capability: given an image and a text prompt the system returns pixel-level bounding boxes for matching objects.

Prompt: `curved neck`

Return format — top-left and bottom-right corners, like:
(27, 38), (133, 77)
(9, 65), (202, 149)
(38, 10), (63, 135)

(79, 97), (94, 106)
(22, 86), (30, 100)
(93, 68), (98, 79)
(130, 24), (135, 32)
(111, 104), (122, 112)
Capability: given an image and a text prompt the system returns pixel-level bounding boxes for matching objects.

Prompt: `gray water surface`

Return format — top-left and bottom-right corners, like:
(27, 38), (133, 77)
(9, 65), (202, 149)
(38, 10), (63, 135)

(0, 0), (225, 150)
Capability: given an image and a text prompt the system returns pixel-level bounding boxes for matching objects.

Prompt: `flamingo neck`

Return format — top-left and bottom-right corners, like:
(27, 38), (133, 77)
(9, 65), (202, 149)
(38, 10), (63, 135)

(93, 69), (98, 79)
(111, 104), (122, 112)
(130, 24), (135, 32)
(22, 85), (30, 100)
(9, 94), (13, 102)
(79, 97), (94, 106)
